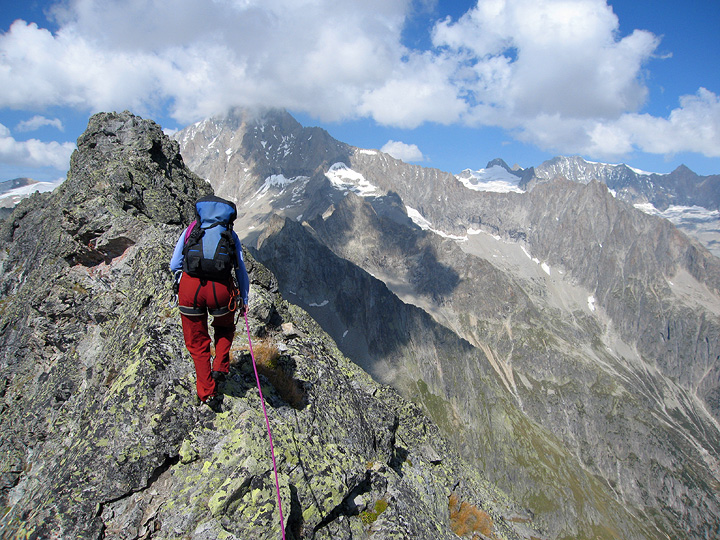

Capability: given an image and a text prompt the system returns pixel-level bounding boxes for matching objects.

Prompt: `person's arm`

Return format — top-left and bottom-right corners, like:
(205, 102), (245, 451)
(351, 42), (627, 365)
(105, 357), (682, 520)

(169, 229), (187, 274)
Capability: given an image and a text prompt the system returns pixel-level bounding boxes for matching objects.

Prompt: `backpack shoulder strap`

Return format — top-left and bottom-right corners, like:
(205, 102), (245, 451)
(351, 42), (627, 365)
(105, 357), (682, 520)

(184, 220), (198, 243)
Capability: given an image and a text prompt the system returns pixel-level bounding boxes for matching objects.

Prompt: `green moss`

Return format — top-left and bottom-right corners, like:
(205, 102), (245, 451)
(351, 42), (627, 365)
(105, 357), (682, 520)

(527, 490), (557, 513)
(359, 499), (389, 525)
(374, 499), (388, 514)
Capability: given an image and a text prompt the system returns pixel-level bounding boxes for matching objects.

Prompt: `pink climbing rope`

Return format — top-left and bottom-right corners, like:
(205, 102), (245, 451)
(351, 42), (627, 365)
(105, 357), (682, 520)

(245, 310), (287, 540)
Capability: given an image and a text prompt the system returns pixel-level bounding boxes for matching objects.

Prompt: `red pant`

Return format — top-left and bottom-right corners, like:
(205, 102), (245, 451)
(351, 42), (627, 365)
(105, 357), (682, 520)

(178, 273), (236, 401)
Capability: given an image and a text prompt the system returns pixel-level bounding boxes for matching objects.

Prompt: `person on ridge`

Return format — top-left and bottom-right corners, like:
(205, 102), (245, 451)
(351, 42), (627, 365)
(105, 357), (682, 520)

(170, 195), (250, 412)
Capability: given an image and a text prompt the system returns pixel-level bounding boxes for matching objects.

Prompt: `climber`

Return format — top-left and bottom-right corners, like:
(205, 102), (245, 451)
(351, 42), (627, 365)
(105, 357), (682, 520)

(170, 195), (250, 412)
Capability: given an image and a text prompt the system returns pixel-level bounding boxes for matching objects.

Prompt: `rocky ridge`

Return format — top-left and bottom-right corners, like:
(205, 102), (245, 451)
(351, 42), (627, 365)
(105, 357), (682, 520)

(0, 111), (543, 540)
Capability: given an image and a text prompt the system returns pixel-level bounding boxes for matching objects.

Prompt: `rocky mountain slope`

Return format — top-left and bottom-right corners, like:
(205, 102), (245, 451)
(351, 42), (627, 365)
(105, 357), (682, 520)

(0, 111), (546, 540)
(175, 107), (720, 540)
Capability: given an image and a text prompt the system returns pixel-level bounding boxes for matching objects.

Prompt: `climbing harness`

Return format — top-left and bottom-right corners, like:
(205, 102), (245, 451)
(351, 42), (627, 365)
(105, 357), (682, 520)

(229, 287), (241, 323)
(245, 310), (287, 540)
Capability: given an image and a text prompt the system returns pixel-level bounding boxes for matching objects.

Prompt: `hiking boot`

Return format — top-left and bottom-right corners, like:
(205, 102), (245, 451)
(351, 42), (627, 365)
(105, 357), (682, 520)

(204, 395), (223, 413)
(211, 370), (227, 383)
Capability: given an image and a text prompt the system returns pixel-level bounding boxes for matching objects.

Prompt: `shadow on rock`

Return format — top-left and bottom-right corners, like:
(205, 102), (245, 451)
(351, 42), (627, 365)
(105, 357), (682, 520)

(222, 351), (307, 411)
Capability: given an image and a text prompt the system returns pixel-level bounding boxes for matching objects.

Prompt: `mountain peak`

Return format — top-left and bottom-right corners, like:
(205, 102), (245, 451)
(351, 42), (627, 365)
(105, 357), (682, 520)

(485, 157), (513, 172)
(64, 110), (209, 224)
(671, 163), (695, 175)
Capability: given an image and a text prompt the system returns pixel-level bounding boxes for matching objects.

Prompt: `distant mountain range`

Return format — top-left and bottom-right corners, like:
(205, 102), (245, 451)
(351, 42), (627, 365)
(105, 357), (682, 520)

(0, 177), (64, 221)
(459, 156), (720, 256)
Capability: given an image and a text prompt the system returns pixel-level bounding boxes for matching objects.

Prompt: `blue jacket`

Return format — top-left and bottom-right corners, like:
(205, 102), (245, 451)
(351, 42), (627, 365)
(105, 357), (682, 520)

(170, 226), (250, 306)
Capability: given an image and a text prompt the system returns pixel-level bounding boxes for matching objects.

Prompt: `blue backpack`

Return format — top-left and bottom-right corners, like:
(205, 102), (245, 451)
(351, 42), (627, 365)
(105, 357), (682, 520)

(182, 196), (238, 282)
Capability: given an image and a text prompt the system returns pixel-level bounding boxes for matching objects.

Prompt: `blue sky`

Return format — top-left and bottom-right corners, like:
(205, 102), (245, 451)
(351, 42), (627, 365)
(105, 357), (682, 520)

(1, 0), (718, 184)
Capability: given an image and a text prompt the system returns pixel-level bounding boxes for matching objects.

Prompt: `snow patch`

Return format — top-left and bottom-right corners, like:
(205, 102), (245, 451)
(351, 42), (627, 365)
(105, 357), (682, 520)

(521, 246), (553, 275)
(251, 174), (301, 202)
(521, 246), (539, 264)
(406, 206), (433, 230)
(627, 165), (658, 176)
(635, 203), (720, 224)
(588, 296), (596, 312)
(0, 179), (63, 206)
(456, 166), (524, 193)
(326, 163), (380, 196)
(406, 206), (467, 241)
(309, 300), (329, 307)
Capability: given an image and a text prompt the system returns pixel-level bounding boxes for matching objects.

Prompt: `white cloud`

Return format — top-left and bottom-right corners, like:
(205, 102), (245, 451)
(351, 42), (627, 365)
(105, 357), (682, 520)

(427, 0), (720, 160)
(16, 115), (64, 132)
(381, 140), (426, 162)
(0, 123), (75, 170)
(619, 88), (720, 157)
(432, 0), (659, 120)
(515, 88), (720, 159)
(359, 51), (467, 128)
(0, 0), (715, 163)
(0, 21), (169, 114)
(19, 0), (413, 123)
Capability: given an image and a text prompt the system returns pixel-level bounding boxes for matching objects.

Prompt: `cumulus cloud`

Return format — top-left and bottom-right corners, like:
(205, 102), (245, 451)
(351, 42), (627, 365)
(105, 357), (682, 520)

(16, 115), (64, 132)
(0, 0), (716, 164)
(428, 0), (720, 160)
(359, 51), (467, 128)
(621, 88), (720, 157)
(0, 123), (75, 170)
(515, 88), (720, 159)
(6, 0), (412, 123)
(432, 0), (660, 121)
(381, 140), (426, 162)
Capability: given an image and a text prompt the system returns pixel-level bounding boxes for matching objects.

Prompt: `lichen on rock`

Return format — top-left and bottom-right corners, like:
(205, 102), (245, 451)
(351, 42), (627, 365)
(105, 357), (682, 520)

(0, 111), (541, 540)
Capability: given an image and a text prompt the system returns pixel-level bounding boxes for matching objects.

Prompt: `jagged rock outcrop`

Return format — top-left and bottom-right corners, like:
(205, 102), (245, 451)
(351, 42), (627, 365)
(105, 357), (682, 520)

(0, 111), (543, 540)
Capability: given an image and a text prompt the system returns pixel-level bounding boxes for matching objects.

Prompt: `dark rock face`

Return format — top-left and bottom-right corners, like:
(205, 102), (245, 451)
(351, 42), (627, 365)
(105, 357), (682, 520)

(0, 112), (542, 540)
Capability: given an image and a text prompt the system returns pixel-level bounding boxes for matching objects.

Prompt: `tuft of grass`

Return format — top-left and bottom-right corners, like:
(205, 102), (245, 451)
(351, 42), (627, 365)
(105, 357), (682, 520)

(251, 340), (281, 369)
(233, 339), (306, 409)
(448, 493), (495, 539)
